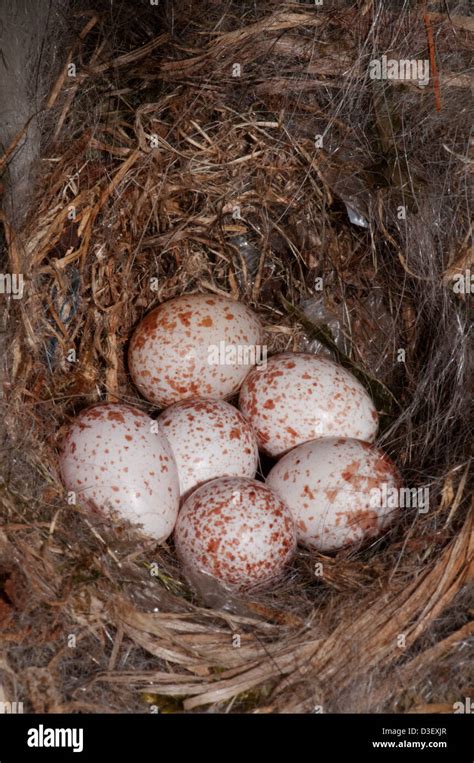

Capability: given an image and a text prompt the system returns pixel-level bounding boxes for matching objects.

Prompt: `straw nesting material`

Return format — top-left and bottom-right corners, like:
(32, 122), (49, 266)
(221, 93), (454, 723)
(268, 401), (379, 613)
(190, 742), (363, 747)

(0, 1), (472, 713)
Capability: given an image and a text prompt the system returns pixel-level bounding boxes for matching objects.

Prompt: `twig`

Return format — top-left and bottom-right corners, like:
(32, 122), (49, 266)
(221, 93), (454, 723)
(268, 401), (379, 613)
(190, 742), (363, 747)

(423, 13), (442, 112)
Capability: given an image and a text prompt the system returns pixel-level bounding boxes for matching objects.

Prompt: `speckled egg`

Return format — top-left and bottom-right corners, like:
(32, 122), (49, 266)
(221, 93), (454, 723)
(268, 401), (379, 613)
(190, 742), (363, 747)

(128, 294), (264, 407)
(266, 437), (402, 552)
(158, 398), (259, 499)
(59, 403), (180, 542)
(174, 476), (296, 591)
(239, 352), (378, 457)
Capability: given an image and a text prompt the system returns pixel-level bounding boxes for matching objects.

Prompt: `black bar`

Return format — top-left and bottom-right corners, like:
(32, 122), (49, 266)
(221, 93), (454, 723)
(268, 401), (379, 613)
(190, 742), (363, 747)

(0, 712), (470, 761)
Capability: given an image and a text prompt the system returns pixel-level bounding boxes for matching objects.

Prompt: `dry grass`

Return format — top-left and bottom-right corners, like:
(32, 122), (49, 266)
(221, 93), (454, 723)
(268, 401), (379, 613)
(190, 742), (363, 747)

(0, 1), (472, 713)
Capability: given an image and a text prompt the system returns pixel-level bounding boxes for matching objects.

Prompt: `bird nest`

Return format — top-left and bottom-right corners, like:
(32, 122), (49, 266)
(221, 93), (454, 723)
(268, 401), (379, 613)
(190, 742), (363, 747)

(0, 1), (472, 713)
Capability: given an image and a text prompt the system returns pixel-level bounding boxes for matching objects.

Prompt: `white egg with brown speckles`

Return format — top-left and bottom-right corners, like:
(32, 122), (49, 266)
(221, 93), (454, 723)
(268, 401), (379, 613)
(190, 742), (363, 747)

(174, 476), (296, 591)
(266, 437), (402, 551)
(59, 403), (180, 542)
(158, 398), (258, 499)
(239, 352), (378, 457)
(128, 294), (264, 407)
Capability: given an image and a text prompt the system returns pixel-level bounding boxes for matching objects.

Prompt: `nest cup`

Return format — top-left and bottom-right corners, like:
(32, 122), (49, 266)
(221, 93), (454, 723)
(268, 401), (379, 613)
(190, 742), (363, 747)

(1, 1), (472, 714)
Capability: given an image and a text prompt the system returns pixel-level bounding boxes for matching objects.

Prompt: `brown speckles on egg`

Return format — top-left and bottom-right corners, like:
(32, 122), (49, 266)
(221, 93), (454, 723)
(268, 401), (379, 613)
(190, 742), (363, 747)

(128, 294), (263, 407)
(267, 437), (401, 552)
(107, 410), (125, 424)
(59, 403), (179, 542)
(158, 398), (258, 499)
(239, 353), (378, 457)
(341, 460), (361, 481)
(174, 477), (296, 591)
(177, 310), (193, 326)
(348, 509), (379, 533)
